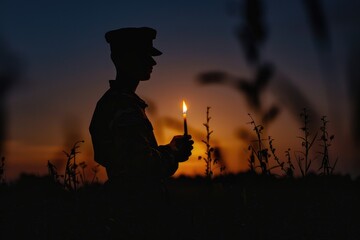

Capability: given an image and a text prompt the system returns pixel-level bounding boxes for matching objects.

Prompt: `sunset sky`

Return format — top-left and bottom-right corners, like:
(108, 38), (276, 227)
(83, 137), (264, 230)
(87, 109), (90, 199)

(1, 0), (359, 181)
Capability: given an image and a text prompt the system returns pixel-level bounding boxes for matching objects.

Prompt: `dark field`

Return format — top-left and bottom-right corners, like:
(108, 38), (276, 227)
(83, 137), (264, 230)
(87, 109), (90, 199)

(0, 173), (359, 240)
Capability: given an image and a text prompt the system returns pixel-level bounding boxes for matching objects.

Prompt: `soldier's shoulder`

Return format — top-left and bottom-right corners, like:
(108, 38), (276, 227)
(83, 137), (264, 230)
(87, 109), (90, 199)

(97, 89), (133, 108)
(96, 90), (145, 128)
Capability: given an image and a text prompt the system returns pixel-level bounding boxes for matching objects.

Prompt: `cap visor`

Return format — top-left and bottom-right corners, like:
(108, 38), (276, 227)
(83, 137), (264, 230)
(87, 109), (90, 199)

(151, 47), (162, 56)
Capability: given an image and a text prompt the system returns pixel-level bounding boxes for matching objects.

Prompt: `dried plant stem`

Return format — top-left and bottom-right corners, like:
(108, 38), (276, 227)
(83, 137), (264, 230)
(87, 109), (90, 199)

(318, 116), (337, 175)
(199, 107), (225, 179)
(247, 114), (269, 175)
(203, 107), (214, 179)
(268, 136), (286, 175)
(63, 140), (84, 191)
(296, 108), (317, 177)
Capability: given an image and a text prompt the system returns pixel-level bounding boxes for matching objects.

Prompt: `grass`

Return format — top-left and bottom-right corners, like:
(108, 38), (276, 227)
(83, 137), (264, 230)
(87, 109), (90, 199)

(244, 108), (338, 178)
(47, 140), (100, 191)
(0, 171), (358, 240)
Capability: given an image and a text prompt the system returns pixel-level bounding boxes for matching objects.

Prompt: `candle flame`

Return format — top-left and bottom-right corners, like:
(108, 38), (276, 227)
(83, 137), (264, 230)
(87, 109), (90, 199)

(182, 100), (187, 115)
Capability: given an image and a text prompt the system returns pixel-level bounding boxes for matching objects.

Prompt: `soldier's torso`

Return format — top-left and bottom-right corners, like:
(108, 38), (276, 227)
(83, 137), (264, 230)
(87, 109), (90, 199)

(89, 82), (157, 174)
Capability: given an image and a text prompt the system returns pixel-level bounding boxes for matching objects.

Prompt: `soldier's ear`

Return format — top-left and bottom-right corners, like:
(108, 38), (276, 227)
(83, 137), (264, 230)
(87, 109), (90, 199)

(111, 53), (129, 67)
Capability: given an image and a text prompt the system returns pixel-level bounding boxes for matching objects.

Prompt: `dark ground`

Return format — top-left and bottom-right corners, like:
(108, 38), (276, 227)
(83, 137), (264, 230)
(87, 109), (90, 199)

(0, 173), (359, 240)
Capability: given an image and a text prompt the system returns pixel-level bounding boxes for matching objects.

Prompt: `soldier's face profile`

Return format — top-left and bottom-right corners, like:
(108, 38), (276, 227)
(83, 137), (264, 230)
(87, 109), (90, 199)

(119, 53), (157, 81)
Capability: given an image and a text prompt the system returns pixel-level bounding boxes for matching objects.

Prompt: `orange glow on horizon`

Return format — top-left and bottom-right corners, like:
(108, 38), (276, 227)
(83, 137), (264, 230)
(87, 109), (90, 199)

(4, 70), (358, 180)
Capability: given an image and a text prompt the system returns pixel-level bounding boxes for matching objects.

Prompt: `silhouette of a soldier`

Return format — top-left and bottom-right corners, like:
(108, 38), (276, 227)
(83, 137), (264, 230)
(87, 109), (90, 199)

(89, 27), (193, 239)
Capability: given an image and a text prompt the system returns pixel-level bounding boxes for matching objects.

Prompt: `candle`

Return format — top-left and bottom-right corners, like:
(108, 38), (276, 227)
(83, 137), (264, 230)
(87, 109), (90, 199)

(182, 100), (188, 136)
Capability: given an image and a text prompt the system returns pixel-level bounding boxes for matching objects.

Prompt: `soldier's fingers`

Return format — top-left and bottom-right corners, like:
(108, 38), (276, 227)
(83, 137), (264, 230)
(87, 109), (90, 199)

(183, 135), (192, 140)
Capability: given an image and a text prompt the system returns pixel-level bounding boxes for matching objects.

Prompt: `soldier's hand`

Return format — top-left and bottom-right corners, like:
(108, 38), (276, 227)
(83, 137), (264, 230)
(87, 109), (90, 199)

(169, 135), (194, 162)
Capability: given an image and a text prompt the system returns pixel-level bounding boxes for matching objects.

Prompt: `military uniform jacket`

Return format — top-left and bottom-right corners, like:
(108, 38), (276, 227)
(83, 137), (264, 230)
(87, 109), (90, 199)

(89, 80), (179, 188)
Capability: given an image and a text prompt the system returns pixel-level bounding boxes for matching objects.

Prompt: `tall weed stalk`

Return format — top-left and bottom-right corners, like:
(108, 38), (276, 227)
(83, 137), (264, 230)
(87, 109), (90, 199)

(198, 107), (225, 179)
(318, 116), (338, 175)
(295, 108), (318, 176)
(247, 114), (271, 175)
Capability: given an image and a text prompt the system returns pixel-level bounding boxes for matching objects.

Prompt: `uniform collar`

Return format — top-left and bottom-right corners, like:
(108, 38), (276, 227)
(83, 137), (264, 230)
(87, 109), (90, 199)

(109, 80), (148, 108)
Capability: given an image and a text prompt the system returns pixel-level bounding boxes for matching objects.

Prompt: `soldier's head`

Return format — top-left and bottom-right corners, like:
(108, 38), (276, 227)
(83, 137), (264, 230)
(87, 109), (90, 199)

(105, 27), (162, 81)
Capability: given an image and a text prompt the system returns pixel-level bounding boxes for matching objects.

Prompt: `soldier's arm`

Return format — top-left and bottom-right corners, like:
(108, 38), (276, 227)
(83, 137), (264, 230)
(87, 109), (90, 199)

(109, 101), (181, 178)
(113, 124), (179, 178)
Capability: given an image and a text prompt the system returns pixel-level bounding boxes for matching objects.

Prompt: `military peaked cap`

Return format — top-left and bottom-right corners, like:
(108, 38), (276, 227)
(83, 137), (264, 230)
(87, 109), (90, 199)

(105, 27), (162, 56)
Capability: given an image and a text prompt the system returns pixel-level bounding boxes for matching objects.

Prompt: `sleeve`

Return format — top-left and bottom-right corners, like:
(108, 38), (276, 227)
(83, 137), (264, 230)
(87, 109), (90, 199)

(110, 106), (179, 179)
